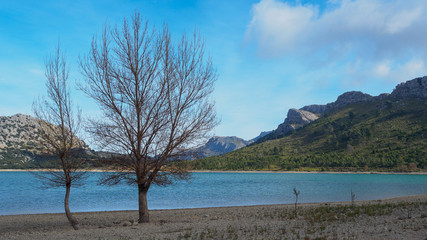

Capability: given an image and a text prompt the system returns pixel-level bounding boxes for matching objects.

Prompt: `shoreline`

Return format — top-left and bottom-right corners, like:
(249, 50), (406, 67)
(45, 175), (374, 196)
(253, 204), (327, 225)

(2, 194), (426, 217)
(1, 168), (426, 175)
(1, 194), (426, 239)
(190, 169), (427, 175)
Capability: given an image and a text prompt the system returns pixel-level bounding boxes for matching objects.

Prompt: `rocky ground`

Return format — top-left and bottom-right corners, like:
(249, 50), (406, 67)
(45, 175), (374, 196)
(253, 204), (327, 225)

(1, 195), (426, 239)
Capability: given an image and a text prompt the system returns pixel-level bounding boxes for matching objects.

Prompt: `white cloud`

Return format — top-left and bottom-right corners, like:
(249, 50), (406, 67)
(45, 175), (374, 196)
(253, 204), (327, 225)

(246, 0), (316, 55)
(402, 59), (425, 76)
(373, 60), (391, 78)
(246, 0), (427, 82)
(385, 7), (422, 34)
(393, 59), (425, 82)
(370, 58), (426, 83)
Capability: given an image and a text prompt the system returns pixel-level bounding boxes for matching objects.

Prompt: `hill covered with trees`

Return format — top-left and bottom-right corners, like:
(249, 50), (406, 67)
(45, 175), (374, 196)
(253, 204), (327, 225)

(187, 77), (427, 172)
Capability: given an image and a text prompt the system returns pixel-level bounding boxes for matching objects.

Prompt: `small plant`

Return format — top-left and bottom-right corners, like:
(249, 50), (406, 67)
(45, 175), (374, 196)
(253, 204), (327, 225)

(407, 206), (412, 219)
(350, 190), (356, 207)
(293, 187), (300, 218)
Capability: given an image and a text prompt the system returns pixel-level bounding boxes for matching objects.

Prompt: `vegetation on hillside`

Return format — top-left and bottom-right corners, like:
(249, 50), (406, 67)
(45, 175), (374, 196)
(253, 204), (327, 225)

(2, 98), (427, 172)
(0, 149), (98, 169)
(187, 98), (427, 172)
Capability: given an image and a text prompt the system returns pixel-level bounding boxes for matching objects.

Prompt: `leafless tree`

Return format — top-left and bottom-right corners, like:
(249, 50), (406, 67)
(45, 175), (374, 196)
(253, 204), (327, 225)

(33, 44), (85, 230)
(293, 187), (300, 218)
(350, 189), (356, 208)
(79, 12), (218, 223)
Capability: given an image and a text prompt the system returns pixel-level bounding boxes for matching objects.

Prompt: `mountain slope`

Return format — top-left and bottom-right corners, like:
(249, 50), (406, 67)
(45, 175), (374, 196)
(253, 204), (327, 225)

(0, 114), (90, 168)
(0, 114), (43, 152)
(189, 77), (427, 172)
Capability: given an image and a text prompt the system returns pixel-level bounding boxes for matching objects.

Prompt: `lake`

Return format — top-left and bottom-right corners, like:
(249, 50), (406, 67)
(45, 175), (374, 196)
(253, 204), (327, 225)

(1, 171), (426, 215)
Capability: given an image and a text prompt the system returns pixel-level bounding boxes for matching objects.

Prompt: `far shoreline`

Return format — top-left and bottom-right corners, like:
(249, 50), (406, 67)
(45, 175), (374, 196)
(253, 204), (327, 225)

(190, 170), (427, 175)
(1, 168), (426, 175)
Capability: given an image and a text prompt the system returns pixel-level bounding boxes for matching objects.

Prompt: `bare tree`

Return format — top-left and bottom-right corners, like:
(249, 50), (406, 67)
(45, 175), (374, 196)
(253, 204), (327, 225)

(33, 44), (85, 230)
(350, 189), (356, 208)
(79, 12), (218, 223)
(293, 187), (300, 218)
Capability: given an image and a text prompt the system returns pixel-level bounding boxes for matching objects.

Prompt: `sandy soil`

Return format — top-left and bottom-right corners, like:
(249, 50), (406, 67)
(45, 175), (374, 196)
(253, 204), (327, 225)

(1, 195), (426, 240)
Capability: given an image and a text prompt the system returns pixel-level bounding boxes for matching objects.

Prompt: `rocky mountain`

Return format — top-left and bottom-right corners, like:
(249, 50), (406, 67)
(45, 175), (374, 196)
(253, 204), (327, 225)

(186, 76), (427, 159)
(194, 136), (250, 158)
(299, 76), (427, 114)
(190, 131), (273, 159)
(190, 76), (427, 171)
(257, 76), (427, 144)
(0, 114), (42, 152)
(5, 76), (427, 168)
(0, 114), (89, 168)
(391, 76), (427, 99)
(300, 104), (326, 114)
(324, 91), (374, 112)
(0, 114), (268, 165)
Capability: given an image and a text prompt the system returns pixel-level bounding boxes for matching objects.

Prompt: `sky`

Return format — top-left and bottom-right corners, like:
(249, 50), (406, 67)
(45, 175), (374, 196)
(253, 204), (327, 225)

(1, 0), (426, 142)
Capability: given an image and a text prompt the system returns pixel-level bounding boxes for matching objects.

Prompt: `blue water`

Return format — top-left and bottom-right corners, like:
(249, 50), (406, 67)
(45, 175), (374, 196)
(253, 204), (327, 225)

(1, 172), (426, 215)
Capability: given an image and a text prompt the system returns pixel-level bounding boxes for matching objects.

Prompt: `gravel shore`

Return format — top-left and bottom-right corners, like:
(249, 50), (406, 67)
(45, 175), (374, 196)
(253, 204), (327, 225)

(1, 195), (426, 239)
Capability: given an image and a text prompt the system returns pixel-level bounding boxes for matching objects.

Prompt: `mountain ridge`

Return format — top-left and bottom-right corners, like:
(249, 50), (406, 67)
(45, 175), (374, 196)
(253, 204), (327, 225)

(257, 76), (427, 144)
(2, 76), (427, 169)
(188, 76), (427, 171)
(191, 131), (273, 159)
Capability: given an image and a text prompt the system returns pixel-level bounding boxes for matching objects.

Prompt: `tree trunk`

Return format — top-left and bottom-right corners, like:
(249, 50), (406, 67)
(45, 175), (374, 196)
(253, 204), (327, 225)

(138, 184), (149, 223)
(65, 182), (80, 230)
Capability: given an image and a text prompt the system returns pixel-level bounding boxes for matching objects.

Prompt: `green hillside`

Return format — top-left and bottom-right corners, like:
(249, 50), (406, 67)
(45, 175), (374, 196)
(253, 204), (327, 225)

(188, 98), (427, 172)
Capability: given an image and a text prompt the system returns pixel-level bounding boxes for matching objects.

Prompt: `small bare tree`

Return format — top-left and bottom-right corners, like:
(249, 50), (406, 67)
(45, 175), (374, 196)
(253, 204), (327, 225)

(293, 187), (300, 218)
(350, 189), (356, 208)
(79, 12), (218, 223)
(33, 44), (85, 230)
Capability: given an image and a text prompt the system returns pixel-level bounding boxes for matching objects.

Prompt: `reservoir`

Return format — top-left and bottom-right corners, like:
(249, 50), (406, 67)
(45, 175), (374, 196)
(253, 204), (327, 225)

(1, 171), (426, 215)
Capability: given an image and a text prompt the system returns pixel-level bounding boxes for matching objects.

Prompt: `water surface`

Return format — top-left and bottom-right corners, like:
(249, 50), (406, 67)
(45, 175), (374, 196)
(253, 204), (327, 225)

(1, 171), (426, 215)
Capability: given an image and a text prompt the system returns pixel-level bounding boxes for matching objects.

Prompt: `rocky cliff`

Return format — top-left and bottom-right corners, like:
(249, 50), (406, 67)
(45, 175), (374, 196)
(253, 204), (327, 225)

(0, 114), (42, 151)
(285, 108), (319, 125)
(256, 108), (319, 143)
(0, 114), (89, 167)
(325, 91), (374, 112)
(391, 76), (427, 99)
(300, 104), (326, 114)
(298, 92), (375, 115)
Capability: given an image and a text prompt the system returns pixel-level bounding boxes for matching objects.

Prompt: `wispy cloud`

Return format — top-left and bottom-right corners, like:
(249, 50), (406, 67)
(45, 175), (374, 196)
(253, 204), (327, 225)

(246, 0), (427, 82)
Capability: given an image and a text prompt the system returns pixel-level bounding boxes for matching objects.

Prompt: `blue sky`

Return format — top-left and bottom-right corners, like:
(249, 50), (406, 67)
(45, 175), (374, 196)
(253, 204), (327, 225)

(1, 0), (426, 142)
